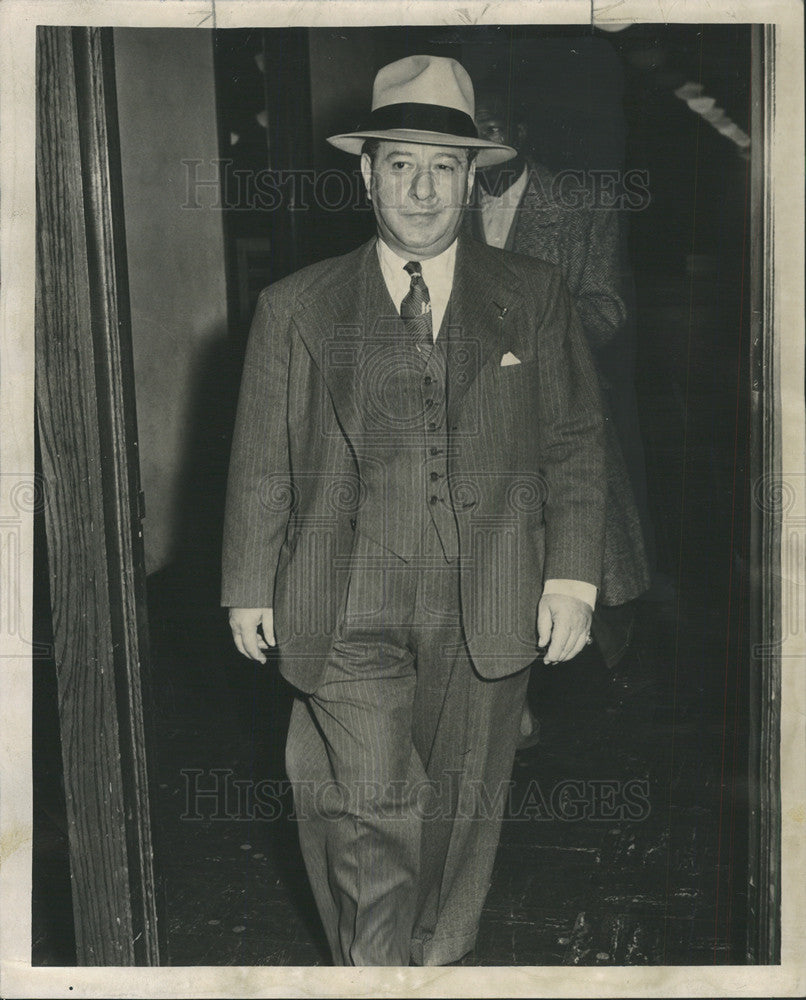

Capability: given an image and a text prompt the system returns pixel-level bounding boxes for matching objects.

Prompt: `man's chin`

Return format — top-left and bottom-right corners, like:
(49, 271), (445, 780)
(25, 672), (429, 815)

(377, 213), (464, 257)
(392, 224), (458, 254)
(401, 221), (442, 242)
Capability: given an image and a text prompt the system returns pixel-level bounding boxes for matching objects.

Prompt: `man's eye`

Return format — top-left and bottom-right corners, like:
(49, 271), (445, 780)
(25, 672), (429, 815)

(391, 161), (410, 170)
(436, 163), (455, 172)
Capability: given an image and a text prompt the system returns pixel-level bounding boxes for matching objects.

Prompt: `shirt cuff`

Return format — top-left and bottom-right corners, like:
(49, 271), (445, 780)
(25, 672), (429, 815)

(542, 579), (598, 610)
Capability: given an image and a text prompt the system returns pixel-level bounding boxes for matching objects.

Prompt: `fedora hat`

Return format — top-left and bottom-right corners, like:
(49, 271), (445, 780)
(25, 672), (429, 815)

(327, 55), (516, 167)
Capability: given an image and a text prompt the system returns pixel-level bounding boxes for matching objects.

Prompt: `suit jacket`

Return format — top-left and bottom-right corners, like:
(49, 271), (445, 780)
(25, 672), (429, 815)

(221, 236), (606, 693)
(467, 162), (650, 605)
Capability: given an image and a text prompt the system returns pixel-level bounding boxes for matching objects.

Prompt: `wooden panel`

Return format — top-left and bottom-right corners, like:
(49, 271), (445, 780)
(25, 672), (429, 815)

(746, 22), (781, 965)
(71, 25), (162, 965)
(35, 25), (160, 965)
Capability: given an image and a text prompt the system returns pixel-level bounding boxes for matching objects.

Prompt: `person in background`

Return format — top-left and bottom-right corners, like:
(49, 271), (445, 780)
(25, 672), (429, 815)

(469, 82), (651, 748)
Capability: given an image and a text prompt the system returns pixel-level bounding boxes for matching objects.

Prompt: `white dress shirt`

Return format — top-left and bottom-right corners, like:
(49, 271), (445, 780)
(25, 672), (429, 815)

(375, 235), (597, 611)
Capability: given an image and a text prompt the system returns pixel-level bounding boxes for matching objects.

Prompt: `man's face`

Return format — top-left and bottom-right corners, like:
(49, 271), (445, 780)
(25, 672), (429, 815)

(361, 141), (475, 259)
(474, 103), (511, 147)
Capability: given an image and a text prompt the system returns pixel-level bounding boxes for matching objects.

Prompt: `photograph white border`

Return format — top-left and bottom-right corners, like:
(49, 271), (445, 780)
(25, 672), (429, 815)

(1, 1), (803, 996)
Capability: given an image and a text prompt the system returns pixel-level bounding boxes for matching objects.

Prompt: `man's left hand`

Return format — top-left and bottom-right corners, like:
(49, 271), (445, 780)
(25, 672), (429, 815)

(536, 593), (593, 664)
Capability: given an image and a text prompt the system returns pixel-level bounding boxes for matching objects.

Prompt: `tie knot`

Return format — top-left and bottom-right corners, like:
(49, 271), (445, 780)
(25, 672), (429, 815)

(404, 261), (422, 279)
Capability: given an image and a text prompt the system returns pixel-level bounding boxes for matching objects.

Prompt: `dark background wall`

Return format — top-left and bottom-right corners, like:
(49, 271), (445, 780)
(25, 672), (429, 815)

(114, 28), (228, 575)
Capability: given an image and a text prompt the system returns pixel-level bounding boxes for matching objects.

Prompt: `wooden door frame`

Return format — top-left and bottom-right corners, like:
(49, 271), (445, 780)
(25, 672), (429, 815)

(746, 21), (782, 966)
(35, 25), (161, 965)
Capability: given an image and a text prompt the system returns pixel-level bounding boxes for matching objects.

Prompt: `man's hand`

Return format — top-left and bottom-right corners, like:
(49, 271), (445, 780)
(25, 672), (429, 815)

(228, 607), (275, 663)
(536, 593), (592, 664)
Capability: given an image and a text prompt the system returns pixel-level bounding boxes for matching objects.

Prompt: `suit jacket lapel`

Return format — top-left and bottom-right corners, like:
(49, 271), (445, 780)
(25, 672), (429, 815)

(293, 238), (394, 444)
(446, 236), (522, 419)
(292, 234), (525, 438)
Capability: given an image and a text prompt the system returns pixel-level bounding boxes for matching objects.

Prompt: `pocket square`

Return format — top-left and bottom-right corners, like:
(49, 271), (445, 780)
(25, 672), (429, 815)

(500, 351), (521, 367)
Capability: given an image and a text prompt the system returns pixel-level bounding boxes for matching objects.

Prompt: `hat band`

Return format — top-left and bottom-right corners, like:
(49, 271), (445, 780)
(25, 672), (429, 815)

(362, 102), (478, 139)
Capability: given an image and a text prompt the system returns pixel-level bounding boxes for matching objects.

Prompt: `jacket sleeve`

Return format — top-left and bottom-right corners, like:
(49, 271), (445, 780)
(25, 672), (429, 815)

(534, 269), (607, 588)
(221, 288), (292, 608)
(569, 204), (627, 352)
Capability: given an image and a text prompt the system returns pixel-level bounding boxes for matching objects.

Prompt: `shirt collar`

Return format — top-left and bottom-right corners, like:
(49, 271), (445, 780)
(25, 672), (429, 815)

(376, 236), (458, 292)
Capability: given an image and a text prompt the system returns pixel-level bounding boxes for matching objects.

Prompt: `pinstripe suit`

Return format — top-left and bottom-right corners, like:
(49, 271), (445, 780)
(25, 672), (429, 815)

(222, 234), (606, 964)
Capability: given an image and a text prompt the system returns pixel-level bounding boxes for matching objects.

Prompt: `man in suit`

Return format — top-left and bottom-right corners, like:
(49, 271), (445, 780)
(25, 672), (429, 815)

(468, 85), (650, 735)
(222, 55), (606, 967)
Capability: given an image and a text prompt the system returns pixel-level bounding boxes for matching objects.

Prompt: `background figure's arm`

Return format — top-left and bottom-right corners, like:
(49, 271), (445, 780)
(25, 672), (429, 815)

(570, 205), (627, 352)
(221, 289), (291, 612)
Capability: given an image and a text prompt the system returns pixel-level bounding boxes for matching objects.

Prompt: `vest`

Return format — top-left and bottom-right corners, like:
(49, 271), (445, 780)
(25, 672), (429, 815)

(353, 299), (460, 563)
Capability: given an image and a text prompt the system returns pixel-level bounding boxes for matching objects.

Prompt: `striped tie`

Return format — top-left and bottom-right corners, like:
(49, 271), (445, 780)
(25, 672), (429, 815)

(401, 261), (433, 352)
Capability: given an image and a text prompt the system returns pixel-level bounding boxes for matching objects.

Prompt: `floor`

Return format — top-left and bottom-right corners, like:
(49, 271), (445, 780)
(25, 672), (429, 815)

(141, 589), (748, 968)
(31, 264), (753, 968)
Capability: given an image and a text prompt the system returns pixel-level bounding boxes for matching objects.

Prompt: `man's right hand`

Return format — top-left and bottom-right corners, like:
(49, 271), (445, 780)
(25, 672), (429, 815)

(228, 607), (275, 663)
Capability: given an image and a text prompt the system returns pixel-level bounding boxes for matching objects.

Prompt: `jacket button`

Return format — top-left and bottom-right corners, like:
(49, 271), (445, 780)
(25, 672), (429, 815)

(428, 421), (437, 431)
(349, 518), (356, 530)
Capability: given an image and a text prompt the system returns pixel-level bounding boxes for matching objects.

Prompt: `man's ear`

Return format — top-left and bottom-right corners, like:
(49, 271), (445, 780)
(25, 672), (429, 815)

(360, 152), (373, 201)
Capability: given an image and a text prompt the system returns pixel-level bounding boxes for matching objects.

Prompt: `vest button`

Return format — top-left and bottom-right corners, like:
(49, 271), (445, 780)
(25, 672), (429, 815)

(424, 375), (432, 385)
(430, 495), (438, 505)
(430, 471), (439, 481)
(429, 446), (439, 455)
(425, 399), (433, 408)
(428, 421), (437, 431)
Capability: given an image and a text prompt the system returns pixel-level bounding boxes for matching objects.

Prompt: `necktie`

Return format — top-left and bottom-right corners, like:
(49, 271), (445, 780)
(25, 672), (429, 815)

(400, 261), (433, 352)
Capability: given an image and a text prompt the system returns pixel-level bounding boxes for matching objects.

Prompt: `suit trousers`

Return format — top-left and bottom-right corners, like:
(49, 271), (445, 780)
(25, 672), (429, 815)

(285, 519), (530, 966)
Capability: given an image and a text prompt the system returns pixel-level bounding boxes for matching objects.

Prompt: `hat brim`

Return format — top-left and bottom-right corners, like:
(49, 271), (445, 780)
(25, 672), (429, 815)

(327, 129), (517, 167)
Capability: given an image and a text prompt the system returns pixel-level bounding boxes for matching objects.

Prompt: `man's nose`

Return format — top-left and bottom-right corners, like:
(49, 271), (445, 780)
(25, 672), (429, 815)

(411, 169), (437, 202)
